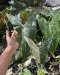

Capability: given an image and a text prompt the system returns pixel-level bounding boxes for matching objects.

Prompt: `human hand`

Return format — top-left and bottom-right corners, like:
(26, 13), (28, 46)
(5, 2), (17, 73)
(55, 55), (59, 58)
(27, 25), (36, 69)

(6, 30), (18, 52)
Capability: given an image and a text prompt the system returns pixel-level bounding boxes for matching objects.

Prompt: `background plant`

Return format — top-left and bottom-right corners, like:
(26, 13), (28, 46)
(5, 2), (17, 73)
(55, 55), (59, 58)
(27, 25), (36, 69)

(0, 0), (60, 75)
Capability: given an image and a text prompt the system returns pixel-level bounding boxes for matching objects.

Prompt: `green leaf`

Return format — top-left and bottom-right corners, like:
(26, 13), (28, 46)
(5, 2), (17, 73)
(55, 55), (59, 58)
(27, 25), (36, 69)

(37, 68), (48, 75)
(19, 69), (31, 75)
(24, 12), (36, 40)
(38, 10), (60, 39)
(19, 12), (37, 59)
(6, 14), (23, 27)
(50, 62), (58, 66)
(38, 10), (60, 61)
(49, 10), (60, 54)
(56, 55), (60, 58)
(40, 36), (52, 64)
(37, 13), (51, 38)
(49, 34), (59, 55)
(9, 0), (26, 14)
(24, 36), (40, 64)
(15, 12), (37, 59)
(20, 39), (30, 59)
(20, 0), (35, 6)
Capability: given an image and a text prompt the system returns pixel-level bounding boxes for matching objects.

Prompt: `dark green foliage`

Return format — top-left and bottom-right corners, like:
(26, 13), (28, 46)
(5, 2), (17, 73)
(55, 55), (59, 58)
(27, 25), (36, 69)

(0, 0), (10, 11)
(9, 0), (26, 15)
(38, 10), (60, 56)
(1, 0), (60, 74)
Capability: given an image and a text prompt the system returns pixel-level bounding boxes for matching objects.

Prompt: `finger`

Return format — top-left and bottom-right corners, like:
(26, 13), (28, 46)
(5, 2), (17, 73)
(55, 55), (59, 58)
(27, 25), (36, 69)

(6, 30), (10, 39)
(11, 32), (16, 40)
(16, 42), (19, 49)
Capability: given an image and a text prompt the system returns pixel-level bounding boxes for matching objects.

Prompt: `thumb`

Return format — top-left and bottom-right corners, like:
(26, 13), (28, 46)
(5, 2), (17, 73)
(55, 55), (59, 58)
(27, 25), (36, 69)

(6, 30), (10, 41)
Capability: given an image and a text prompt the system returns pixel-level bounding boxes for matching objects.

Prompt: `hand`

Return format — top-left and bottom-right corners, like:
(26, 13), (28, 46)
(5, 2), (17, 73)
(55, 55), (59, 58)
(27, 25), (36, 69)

(6, 30), (18, 52)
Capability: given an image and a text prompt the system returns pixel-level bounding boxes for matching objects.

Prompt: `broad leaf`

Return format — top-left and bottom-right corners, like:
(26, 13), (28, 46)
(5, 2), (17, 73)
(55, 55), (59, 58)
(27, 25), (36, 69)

(40, 36), (52, 64)
(16, 12), (37, 59)
(38, 10), (60, 61)
(19, 12), (37, 58)
(6, 14), (23, 27)
(24, 36), (40, 64)
(9, 0), (26, 15)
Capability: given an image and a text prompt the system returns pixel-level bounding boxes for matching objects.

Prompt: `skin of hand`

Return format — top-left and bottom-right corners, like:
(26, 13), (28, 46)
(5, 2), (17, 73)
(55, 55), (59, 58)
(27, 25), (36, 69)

(6, 30), (18, 52)
(0, 30), (19, 75)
